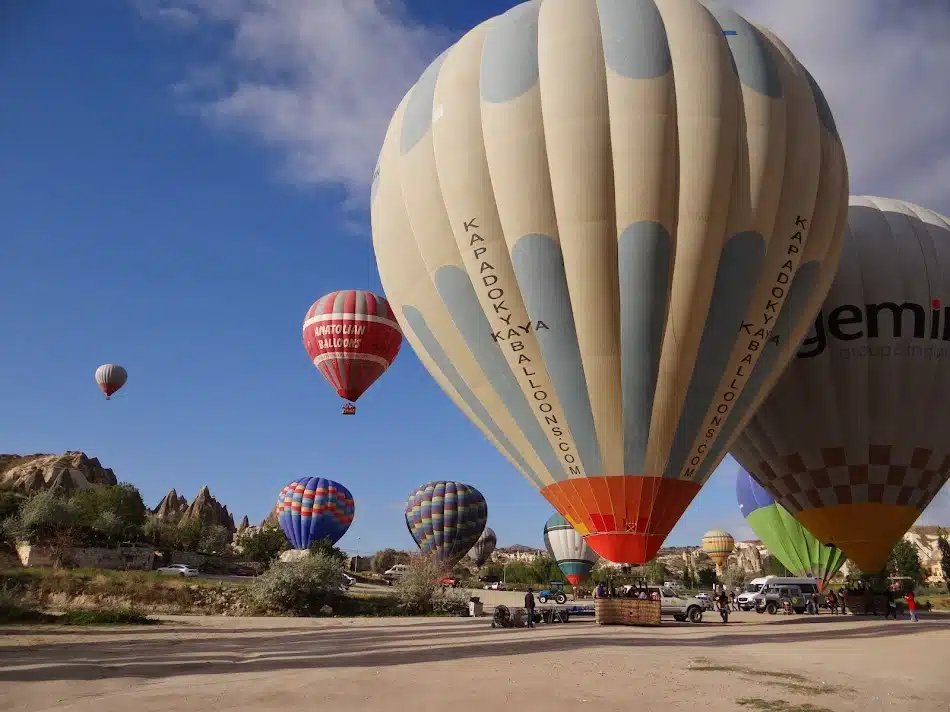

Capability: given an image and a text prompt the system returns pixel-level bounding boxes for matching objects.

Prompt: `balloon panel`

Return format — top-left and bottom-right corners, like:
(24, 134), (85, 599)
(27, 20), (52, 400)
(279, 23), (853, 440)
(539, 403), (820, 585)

(95, 364), (127, 397)
(737, 467), (845, 587)
(372, 0), (848, 563)
(701, 529), (735, 566)
(275, 477), (355, 550)
(405, 481), (488, 565)
(469, 526), (497, 566)
(732, 197), (950, 571)
(303, 290), (403, 402)
(543, 513), (600, 584)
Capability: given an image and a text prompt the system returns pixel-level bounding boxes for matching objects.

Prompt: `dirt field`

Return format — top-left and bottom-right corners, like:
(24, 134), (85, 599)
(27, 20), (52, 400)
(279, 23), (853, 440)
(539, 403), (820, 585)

(1, 611), (947, 712)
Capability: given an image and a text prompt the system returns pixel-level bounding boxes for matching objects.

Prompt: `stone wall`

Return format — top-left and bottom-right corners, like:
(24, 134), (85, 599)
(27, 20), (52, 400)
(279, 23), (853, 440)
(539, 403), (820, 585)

(16, 542), (155, 570)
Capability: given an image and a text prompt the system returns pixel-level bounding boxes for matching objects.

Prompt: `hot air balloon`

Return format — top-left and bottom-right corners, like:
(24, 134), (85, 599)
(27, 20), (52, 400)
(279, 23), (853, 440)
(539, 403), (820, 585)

(468, 526), (497, 567)
(543, 513), (600, 585)
(276, 477), (355, 550)
(302, 290), (403, 415)
(371, 0), (848, 564)
(701, 530), (735, 571)
(731, 196), (950, 573)
(405, 481), (487, 565)
(736, 466), (844, 589)
(95, 364), (127, 400)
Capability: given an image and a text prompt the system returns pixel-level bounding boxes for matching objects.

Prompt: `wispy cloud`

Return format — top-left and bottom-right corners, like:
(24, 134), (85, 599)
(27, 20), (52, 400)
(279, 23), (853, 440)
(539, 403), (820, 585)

(139, 0), (950, 215)
(138, 0), (451, 199)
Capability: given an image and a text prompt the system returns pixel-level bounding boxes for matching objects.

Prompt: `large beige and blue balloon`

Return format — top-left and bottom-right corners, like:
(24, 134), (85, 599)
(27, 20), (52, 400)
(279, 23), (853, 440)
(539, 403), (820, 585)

(732, 197), (950, 573)
(372, 0), (848, 564)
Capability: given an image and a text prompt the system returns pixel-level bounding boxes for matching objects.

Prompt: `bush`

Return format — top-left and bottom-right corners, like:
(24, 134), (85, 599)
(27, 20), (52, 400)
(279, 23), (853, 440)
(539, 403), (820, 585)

(394, 555), (469, 615)
(247, 552), (346, 615)
(234, 524), (289, 565)
(58, 607), (156, 626)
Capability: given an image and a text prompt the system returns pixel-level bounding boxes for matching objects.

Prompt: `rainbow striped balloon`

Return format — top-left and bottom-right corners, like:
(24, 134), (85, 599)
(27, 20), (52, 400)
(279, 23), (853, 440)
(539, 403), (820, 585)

(405, 481), (487, 565)
(276, 477), (355, 550)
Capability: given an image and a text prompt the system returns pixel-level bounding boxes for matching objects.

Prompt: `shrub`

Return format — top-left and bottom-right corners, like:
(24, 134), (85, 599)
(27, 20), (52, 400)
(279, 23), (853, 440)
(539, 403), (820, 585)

(247, 552), (346, 615)
(234, 523), (289, 565)
(58, 607), (156, 626)
(394, 555), (470, 615)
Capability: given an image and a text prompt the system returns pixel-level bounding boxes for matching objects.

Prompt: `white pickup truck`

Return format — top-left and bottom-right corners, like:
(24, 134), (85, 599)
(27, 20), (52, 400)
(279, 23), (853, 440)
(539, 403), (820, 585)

(619, 585), (705, 623)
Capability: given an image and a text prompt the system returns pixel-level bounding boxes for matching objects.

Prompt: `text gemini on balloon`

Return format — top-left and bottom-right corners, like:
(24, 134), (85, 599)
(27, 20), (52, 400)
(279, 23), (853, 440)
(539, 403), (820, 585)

(463, 217), (582, 477)
(681, 216), (808, 480)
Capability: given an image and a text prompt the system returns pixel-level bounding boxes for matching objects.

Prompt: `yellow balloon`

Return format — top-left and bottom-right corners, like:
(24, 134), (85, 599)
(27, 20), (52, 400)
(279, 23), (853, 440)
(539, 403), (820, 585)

(372, 0), (848, 564)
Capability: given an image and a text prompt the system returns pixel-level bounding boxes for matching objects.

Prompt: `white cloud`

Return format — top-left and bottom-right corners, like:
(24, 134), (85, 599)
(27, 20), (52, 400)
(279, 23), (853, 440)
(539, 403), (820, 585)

(139, 0), (451, 198)
(139, 0), (950, 216)
(731, 0), (950, 216)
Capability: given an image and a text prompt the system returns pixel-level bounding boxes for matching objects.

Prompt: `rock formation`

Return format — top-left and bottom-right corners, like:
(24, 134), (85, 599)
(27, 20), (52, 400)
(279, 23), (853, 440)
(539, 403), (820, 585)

(0, 452), (118, 492)
(181, 486), (236, 536)
(238, 515), (250, 532)
(152, 489), (189, 522)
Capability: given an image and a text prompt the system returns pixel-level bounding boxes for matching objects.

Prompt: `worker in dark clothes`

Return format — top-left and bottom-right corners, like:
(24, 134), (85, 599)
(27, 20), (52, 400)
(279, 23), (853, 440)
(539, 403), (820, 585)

(524, 588), (536, 628)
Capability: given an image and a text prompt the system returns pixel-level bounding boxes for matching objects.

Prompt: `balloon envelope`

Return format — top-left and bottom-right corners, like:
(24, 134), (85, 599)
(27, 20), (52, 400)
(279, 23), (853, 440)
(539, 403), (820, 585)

(469, 526), (497, 567)
(701, 530), (735, 567)
(371, 0), (848, 564)
(543, 513), (600, 585)
(302, 290), (403, 402)
(736, 466), (844, 589)
(276, 477), (355, 550)
(405, 481), (487, 565)
(95, 364), (127, 399)
(732, 196), (950, 571)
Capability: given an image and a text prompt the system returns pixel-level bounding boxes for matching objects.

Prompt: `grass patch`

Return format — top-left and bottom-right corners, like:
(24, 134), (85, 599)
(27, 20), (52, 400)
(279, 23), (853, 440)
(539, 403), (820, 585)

(690, 660), (846, 696)
(57, 608), (157, 626)
(736, 698), (835, 712)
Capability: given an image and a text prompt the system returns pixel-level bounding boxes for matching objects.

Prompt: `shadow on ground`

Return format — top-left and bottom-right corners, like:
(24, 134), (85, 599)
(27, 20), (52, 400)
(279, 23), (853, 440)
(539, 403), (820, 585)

(0, 615), (945, 683)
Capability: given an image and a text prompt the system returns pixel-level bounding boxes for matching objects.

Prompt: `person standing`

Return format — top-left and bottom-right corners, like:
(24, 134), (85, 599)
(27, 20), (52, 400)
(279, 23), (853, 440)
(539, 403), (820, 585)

(884, 589), (897, 620)
(904, 590), (919, 622)
(717, 590), (730, 623)
(827, 590), (839, 615)
(524, 587), (537, 628)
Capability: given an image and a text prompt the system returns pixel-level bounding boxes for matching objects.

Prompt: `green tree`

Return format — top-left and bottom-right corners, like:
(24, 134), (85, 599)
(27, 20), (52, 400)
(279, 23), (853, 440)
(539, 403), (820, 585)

(71, 483), (147, 544)
(680, 566), (695, 589)
(236, 524), (290, 565)
(480, 561), (504, 580)
(199, 524), (231, 554)
(9, 489), (76, 544)
(844, 561), (863, 585)
(247, 551), (347, 615)
(174, 518), (204, 552)
(143, 516), (177, 549)
(646, 559), (668, 584)
(372, 548), (399, 574)
(936, 532), (950, 592)
(697, 568), (718, 590)
(529, 554), (561, 584)
(309, 536), (349, 567)
(765, 555), (790, 577)
(888, 539), (924, 586)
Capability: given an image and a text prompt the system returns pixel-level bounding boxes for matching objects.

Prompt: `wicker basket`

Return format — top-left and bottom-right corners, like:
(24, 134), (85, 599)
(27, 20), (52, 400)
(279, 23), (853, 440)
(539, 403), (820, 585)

(595, 598), (661, 626)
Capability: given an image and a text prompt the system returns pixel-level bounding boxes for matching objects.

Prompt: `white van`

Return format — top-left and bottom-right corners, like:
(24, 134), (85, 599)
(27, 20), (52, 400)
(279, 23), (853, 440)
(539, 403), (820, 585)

(736, 576), (820, 612)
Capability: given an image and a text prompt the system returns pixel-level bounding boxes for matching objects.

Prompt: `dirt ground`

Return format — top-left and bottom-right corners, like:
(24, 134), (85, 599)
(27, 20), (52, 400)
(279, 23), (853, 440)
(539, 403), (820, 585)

(1, 611), (947, 712)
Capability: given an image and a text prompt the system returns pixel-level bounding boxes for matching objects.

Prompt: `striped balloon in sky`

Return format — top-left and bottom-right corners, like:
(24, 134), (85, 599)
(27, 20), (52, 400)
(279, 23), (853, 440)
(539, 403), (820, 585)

(405, 481), (488, 565)
(701, 530), (736, 568)
(302, 290), (403, 404)
(468, 526), (497, 567)
(276, 477), (355, 550)
(736, 466), (844, 589)
(371, 0), (848, 564)
(95, 364), (127, 400)
(543, 513), (600, 585)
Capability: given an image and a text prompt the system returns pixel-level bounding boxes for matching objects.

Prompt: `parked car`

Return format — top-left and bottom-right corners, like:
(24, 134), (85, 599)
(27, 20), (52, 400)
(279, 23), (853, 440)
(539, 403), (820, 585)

(618, 585), (705, 622)
(156, 564), (199, 577)
(234, 567), (258, 577)
(383, 564), (410, 583)
(484, 581), (506, 591)
(695, 592), (714, 611)
(341, 573), (356, 590)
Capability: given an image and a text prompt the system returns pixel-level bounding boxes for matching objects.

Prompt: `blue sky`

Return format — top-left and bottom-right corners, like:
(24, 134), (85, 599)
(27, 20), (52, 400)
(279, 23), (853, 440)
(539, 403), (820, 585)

(2, 1), (949, 553)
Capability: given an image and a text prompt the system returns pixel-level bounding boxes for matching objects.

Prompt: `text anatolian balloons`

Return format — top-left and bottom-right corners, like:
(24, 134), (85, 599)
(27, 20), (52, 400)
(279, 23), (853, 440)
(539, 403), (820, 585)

(95, 364), (127, 400)
(302, 290), (403, 410)
(372, 0), (848, 564)
(732, 197), (950, 572)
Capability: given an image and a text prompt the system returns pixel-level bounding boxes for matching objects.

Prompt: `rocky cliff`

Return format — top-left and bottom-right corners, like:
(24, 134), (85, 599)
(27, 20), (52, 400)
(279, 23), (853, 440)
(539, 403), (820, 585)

(0, 452), (118, 492)
(152, 489), (189, 522)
